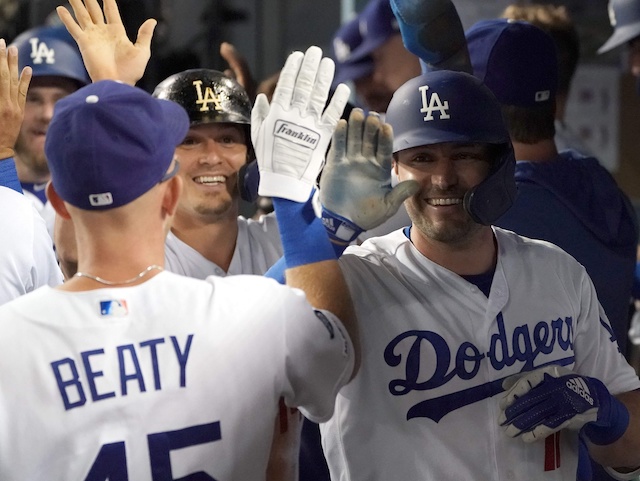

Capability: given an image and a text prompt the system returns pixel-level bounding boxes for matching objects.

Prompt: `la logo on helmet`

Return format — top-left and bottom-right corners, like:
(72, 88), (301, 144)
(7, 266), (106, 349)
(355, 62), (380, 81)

(418, 85), (450, 121)
(29, 38), (55, 64)
(192, 80), (223, 113)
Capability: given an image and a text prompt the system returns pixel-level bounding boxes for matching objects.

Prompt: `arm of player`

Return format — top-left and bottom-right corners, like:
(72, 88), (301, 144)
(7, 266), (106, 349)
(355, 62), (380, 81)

(220, 42), (257, 102)
(252, 46), (360, 378)
(320, 108), (419, 248)
(390, 0), (472, 74)
(56, 0), (156, 85)
(0, 39), (31, 192)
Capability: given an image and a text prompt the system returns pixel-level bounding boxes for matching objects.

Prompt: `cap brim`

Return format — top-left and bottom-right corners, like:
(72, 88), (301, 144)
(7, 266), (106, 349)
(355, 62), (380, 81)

(158, 98), (190, 153)
(598, 23), (640, 53)
(348, 35), (389, 63)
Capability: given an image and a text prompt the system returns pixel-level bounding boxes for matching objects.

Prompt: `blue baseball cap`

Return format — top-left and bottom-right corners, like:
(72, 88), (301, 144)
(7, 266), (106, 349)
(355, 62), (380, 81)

(599, 0), (640, 53)
(12, 25), (90, 87)
(347, 0), (400, 63)
(332, 15), (374, 85)
(45, 80), (189, 210)
(466, 19), (558, 107)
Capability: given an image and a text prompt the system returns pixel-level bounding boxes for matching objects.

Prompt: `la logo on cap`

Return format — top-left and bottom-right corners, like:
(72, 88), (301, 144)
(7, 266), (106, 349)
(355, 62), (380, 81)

(28, 38), (55, 64)
(418, 85), (450, 121)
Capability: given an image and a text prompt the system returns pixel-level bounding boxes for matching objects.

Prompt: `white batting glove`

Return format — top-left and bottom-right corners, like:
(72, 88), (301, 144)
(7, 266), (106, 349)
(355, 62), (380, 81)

(320, 108), (419, 243)
(251, 46), (351, 202)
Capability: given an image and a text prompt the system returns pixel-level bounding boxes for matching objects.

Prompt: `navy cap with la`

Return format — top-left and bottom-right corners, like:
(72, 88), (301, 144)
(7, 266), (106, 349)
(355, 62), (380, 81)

(45, 80), (189, 210)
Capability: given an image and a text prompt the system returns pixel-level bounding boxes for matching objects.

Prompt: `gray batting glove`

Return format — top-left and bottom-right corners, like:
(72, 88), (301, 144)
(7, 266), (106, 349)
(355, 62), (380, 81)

(320, 108), (419, 243)
(251, 46), (350, 202)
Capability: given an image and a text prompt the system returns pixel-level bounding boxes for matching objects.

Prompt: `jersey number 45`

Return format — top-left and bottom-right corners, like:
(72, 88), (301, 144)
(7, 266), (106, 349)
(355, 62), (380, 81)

(85, 421), (221, 480)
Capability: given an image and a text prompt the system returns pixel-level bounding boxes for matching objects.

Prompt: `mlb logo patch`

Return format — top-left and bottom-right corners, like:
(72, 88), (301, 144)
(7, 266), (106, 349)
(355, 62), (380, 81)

(100, 299), (129, 317)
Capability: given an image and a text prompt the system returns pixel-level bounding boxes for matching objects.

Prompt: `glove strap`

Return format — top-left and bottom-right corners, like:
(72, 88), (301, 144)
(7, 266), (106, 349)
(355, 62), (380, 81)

(272, 196), (336, 269)
(321, 207), (363, 244)
(582, 395), (630, 446)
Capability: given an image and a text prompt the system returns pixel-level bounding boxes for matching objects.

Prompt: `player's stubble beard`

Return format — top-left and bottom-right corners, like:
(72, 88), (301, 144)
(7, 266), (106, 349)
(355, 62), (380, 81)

(193, 172), (240, 222)
(14, 131), (50, 179)
(404, 191), (483, 245)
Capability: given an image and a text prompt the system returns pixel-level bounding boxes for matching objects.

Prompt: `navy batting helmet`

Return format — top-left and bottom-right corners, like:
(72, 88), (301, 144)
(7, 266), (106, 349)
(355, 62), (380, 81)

(152, 69), (251, 126)
(12, 25), (89, 87)
(386, 69), (516, 225)
(599, 0), (640, 53)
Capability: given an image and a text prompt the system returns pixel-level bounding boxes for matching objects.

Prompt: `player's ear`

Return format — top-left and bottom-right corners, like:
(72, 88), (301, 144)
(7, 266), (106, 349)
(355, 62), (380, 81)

(392, 154), (400, 176)
(46, 181), (72, 220)
(161, 175), (183, 217)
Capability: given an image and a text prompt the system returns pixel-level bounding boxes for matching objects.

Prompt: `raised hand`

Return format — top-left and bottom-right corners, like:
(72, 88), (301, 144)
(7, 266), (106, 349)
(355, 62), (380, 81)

(251, 46), (350, 202)
(499, 365), (629, 445)
(220, 42), (257, 101)
(0, 39), (32, 159)
(56, 0), (156, 85)
(320, 108), (419, 244)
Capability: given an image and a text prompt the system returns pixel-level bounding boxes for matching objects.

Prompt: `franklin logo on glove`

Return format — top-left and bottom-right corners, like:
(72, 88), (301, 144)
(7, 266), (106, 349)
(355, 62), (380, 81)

(275, 121), (320, 148)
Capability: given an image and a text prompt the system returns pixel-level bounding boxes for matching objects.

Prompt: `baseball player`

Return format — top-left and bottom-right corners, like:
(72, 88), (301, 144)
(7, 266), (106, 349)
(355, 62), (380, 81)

(312, 68), (640, 480)
(10, 24), (89, 236)
(0, 30), (359, 481)
(0, 38), (63, 304)
(599, 0), (640, 78)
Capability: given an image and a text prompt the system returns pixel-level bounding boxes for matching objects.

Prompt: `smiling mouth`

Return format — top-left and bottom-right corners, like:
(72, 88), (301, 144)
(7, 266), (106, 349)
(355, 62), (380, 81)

(194, 175), (226, 185)
(427, 198), (462, 206)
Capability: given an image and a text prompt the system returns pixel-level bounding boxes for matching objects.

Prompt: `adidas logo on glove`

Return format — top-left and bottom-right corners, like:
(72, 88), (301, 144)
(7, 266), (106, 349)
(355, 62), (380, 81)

(566, 377), (594, 405)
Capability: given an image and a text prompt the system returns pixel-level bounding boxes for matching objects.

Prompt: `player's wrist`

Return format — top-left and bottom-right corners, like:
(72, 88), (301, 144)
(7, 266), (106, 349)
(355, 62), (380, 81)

(581, 388), (629, 446)
(272, 196), (336, 268)
(321, 207), (364, 244)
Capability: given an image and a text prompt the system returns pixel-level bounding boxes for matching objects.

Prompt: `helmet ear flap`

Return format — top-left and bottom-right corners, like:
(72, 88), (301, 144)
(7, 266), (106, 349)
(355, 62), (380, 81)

(463, 148), (516, 225)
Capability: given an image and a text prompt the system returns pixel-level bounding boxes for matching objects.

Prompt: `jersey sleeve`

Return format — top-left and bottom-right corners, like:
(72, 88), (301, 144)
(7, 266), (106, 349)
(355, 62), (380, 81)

(280, 289), (354, 423)
(573, 267), (640, 395)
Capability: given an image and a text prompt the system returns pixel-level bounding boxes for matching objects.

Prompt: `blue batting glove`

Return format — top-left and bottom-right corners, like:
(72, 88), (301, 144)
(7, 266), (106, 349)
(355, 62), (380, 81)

(498, 365), (629, 445)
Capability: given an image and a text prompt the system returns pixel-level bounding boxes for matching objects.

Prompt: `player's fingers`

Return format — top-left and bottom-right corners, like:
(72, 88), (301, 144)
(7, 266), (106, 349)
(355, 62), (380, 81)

(102, 0), (123, 25)
(321, 82), (350, 129)
(56, 6), (83, 40)
(291, 46), (322, 111)
(84, 0), (106, 24)
(66, 0), (93, 30)
(7, 44), (19, 101)
(272, 51), (303, 109)
(308, 57), (333, 116)
(0, 40), (8, 99)
(251, 93), (270, 147)
(375, 122), (394, 171)
(327, 119), (348, 167)
(345, 108), (365, 160)
(362, 112), (381, 160)
(135, 19), (157, 50)
(17, 66), (32, 111)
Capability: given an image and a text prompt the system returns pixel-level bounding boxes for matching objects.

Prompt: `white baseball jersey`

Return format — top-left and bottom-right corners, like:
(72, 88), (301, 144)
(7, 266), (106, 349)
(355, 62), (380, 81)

(0, 271), (353, 480)
(0, 186), (62, 304)
(165, 214), (282, 278)
(22, 187), (56, 240)
(322, 227), (640, 481)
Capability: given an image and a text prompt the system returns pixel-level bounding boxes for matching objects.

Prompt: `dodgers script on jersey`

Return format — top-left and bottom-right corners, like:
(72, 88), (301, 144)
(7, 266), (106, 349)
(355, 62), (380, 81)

(164, 214), (282, 277)
(0, 272), (353, 480)
(322, 227), (640, 481)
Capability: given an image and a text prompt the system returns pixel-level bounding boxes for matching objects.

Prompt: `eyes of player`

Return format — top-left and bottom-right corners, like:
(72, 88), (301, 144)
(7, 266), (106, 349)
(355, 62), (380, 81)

(178, 128), (245, 149)
(401, 143), (491, 167)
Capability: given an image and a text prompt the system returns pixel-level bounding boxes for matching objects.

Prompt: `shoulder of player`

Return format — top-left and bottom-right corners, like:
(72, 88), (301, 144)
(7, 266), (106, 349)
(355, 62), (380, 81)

(494, 226), (586, 271)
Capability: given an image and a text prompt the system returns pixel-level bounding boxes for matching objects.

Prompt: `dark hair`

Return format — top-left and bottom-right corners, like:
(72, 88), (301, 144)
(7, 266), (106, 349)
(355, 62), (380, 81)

(501, 103), (556, 144)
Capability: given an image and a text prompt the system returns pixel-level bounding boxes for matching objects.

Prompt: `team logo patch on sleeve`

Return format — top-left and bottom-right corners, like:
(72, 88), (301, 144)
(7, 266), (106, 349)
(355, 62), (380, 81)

(100, 299), (129, 317)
